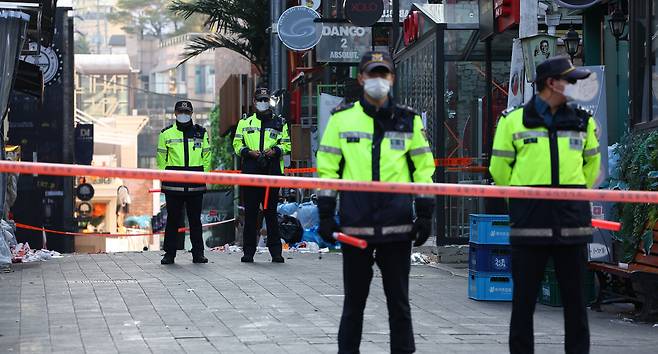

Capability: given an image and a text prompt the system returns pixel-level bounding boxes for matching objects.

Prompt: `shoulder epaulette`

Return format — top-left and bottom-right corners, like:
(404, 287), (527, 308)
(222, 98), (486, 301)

(161, 124), (173, 133)
(330, 102), (354, 114)
(395, 103), (419, 116)
(573, 105), (594, 117)
(194, 124), (206, 133)
(500, 106), (520, 118)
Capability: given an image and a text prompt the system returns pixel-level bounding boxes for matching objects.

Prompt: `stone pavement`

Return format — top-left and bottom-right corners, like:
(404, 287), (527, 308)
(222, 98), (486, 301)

(0, 251), (656, 354)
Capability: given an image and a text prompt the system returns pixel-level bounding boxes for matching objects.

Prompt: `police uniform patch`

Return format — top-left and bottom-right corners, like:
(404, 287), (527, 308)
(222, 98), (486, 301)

(390, 139), (405, 150)
(569, 138), (583, 150)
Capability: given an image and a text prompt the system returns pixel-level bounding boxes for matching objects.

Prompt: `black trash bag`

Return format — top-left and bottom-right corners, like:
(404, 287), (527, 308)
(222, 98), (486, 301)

(278, 214), (303, 244)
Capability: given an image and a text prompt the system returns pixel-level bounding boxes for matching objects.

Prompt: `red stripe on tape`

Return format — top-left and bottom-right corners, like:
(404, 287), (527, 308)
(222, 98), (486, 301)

(1, 161), (657, 204)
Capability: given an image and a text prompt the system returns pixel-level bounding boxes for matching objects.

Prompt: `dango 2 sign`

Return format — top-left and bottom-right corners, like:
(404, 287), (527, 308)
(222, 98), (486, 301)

(316, 24), (372, 63)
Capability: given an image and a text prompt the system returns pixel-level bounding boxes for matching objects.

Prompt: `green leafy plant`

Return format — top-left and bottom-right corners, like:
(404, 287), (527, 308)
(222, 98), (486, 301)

(614, 130), (658, 261)
(168, 0), (269, 74)
(208, 106), (234, 172)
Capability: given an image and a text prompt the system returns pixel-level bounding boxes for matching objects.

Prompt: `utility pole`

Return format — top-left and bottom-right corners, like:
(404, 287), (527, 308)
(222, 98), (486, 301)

(270, 0), (281, 90)
(520, 0), (538, 103)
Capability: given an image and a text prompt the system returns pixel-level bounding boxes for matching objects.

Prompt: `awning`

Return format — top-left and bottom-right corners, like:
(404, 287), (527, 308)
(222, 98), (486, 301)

(75, 54), (135, 75)
(0, 10), (30, 118)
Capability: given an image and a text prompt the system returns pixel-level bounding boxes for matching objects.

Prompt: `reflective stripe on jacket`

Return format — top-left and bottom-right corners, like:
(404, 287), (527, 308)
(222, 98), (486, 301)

(317, 99), (435, 243)
(156, 123), (211, 195)
(489, 97), (601, 245)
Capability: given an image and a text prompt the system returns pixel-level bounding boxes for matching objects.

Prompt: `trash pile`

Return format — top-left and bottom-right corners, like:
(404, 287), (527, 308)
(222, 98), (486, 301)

(0, 220), (62, 266)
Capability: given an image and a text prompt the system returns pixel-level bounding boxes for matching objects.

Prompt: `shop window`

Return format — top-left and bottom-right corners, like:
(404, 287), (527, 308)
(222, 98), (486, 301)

(195, 65), (206, 94)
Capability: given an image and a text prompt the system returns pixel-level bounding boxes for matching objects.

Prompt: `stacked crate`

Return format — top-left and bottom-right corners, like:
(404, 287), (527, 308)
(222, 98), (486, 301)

(468, 214), (513, 301)
(538, 260), (596, 306)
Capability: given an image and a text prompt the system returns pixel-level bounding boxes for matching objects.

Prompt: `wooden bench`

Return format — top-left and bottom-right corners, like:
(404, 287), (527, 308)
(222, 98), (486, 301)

(588, 231), (658, 320)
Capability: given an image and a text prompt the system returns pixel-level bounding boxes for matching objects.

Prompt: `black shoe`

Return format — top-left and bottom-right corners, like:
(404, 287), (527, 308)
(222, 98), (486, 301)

(161, 253), (175, 265)
(192, 254), (208, 263)
(271, 255), (285, 263)
(241, 255), (254, 263)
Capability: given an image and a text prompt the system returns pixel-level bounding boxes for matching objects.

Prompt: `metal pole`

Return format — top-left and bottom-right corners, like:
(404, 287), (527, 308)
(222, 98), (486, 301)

(520, 0), (538, 103)
(391, 0), (400, 52)
(435, 25), (445, 244)
(270, 0), (281, 91)
(484, 38), (493, 158)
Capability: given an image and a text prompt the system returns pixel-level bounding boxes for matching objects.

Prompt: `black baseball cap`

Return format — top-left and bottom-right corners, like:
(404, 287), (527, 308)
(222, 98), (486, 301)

(174, 100), (193, 113)
(255, 87), (270, 100)
(359, 51), (395, 74)
(535, 56), (591, 83)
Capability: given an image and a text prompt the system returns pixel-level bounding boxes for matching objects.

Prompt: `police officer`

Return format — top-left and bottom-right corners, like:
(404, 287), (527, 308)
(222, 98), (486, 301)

(233, 88), (291, 263)
(489, 56), (601, 354)
(157, 100), (212, 264)
(316, 51), (435, 354)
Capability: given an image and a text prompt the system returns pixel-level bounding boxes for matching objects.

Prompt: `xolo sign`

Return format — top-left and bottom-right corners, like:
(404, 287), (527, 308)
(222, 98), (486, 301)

(344, 0), (384, 27)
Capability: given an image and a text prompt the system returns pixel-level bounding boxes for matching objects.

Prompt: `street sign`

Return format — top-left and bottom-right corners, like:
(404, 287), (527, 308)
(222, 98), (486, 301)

(554, 0), (601, 8)
(316, 24), (372, 63)
(277, 6), (322, 51)
(344, 0), (384, 27)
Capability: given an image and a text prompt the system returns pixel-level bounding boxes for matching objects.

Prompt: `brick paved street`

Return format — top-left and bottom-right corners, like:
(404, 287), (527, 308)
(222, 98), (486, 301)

(0, 251), (656, 354)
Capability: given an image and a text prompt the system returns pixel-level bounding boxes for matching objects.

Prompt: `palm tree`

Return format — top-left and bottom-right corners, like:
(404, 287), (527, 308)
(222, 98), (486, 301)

(168, 0), (270, 75)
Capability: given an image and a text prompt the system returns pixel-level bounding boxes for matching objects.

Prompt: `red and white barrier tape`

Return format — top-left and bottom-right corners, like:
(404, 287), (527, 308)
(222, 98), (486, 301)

(0, 160), (656, 204)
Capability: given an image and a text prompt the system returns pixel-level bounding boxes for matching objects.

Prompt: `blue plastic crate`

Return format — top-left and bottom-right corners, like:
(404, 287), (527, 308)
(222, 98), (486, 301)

(469, 214), (510, 244)
(468, 243), (512, 273)
(468, 271), (513, 301)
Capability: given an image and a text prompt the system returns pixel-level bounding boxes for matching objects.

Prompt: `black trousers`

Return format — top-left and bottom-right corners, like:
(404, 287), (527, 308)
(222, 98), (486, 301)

(338, 241), (414, 354)
(163, 193), (204, 256)
(242, 186), (281, 256)
(510, 244), (590, 354)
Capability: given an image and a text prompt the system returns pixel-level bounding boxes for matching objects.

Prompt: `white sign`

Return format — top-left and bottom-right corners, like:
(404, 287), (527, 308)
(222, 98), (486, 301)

(316, 24), (372, 63)
(507, 39), (524, 109)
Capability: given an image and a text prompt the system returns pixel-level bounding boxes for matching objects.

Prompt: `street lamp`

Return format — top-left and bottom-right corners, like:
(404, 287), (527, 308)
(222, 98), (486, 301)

(563, 26), (580, 61)
(608, 4), (627, 42)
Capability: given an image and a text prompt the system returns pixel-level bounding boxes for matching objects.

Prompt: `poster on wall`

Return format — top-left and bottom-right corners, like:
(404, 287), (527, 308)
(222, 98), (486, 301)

(520, 34), (557, 82)
(507, 39), (524, 109)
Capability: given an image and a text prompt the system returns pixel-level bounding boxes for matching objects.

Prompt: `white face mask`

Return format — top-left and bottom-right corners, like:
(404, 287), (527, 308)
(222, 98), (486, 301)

(176, 114), (191, 123)
(363, 77), (391, 100)
(256, 101), (271, 112)
(561, 83), (580, 102)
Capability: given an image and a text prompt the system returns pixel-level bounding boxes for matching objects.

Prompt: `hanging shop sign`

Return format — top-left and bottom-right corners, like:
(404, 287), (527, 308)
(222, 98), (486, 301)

(520, 34), (557, 82)
(316, 24), (372, 63)
(277, 6), (322, 51)
(403, 10), (424, 46)
(494, 0), (520, 33)
(344, 0), (384, 27)
(75, 124), (94, 165)
(554, 0), (601, 9)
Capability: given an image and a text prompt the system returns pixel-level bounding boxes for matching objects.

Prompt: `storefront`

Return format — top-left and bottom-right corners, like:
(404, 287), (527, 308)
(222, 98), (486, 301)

(627, 0), (658, 129)
(394, 2), (512, 243)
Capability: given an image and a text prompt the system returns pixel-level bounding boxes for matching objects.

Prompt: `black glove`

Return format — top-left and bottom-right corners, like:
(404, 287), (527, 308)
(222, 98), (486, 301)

(317, 195), (338, 245)
(412, 197), (435, 247)
(256, 153), (269, 169)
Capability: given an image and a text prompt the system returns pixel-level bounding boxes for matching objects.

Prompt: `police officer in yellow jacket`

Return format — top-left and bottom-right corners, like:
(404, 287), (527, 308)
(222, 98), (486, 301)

(157, 100), (212, 264)
(233, 88), (291, 263)
(317, 51), (435, 354)
(489, 57), (601, 354)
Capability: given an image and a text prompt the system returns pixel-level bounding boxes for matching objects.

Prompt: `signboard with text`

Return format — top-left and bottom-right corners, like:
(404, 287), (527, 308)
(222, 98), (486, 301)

(316, 24), (372, 63)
